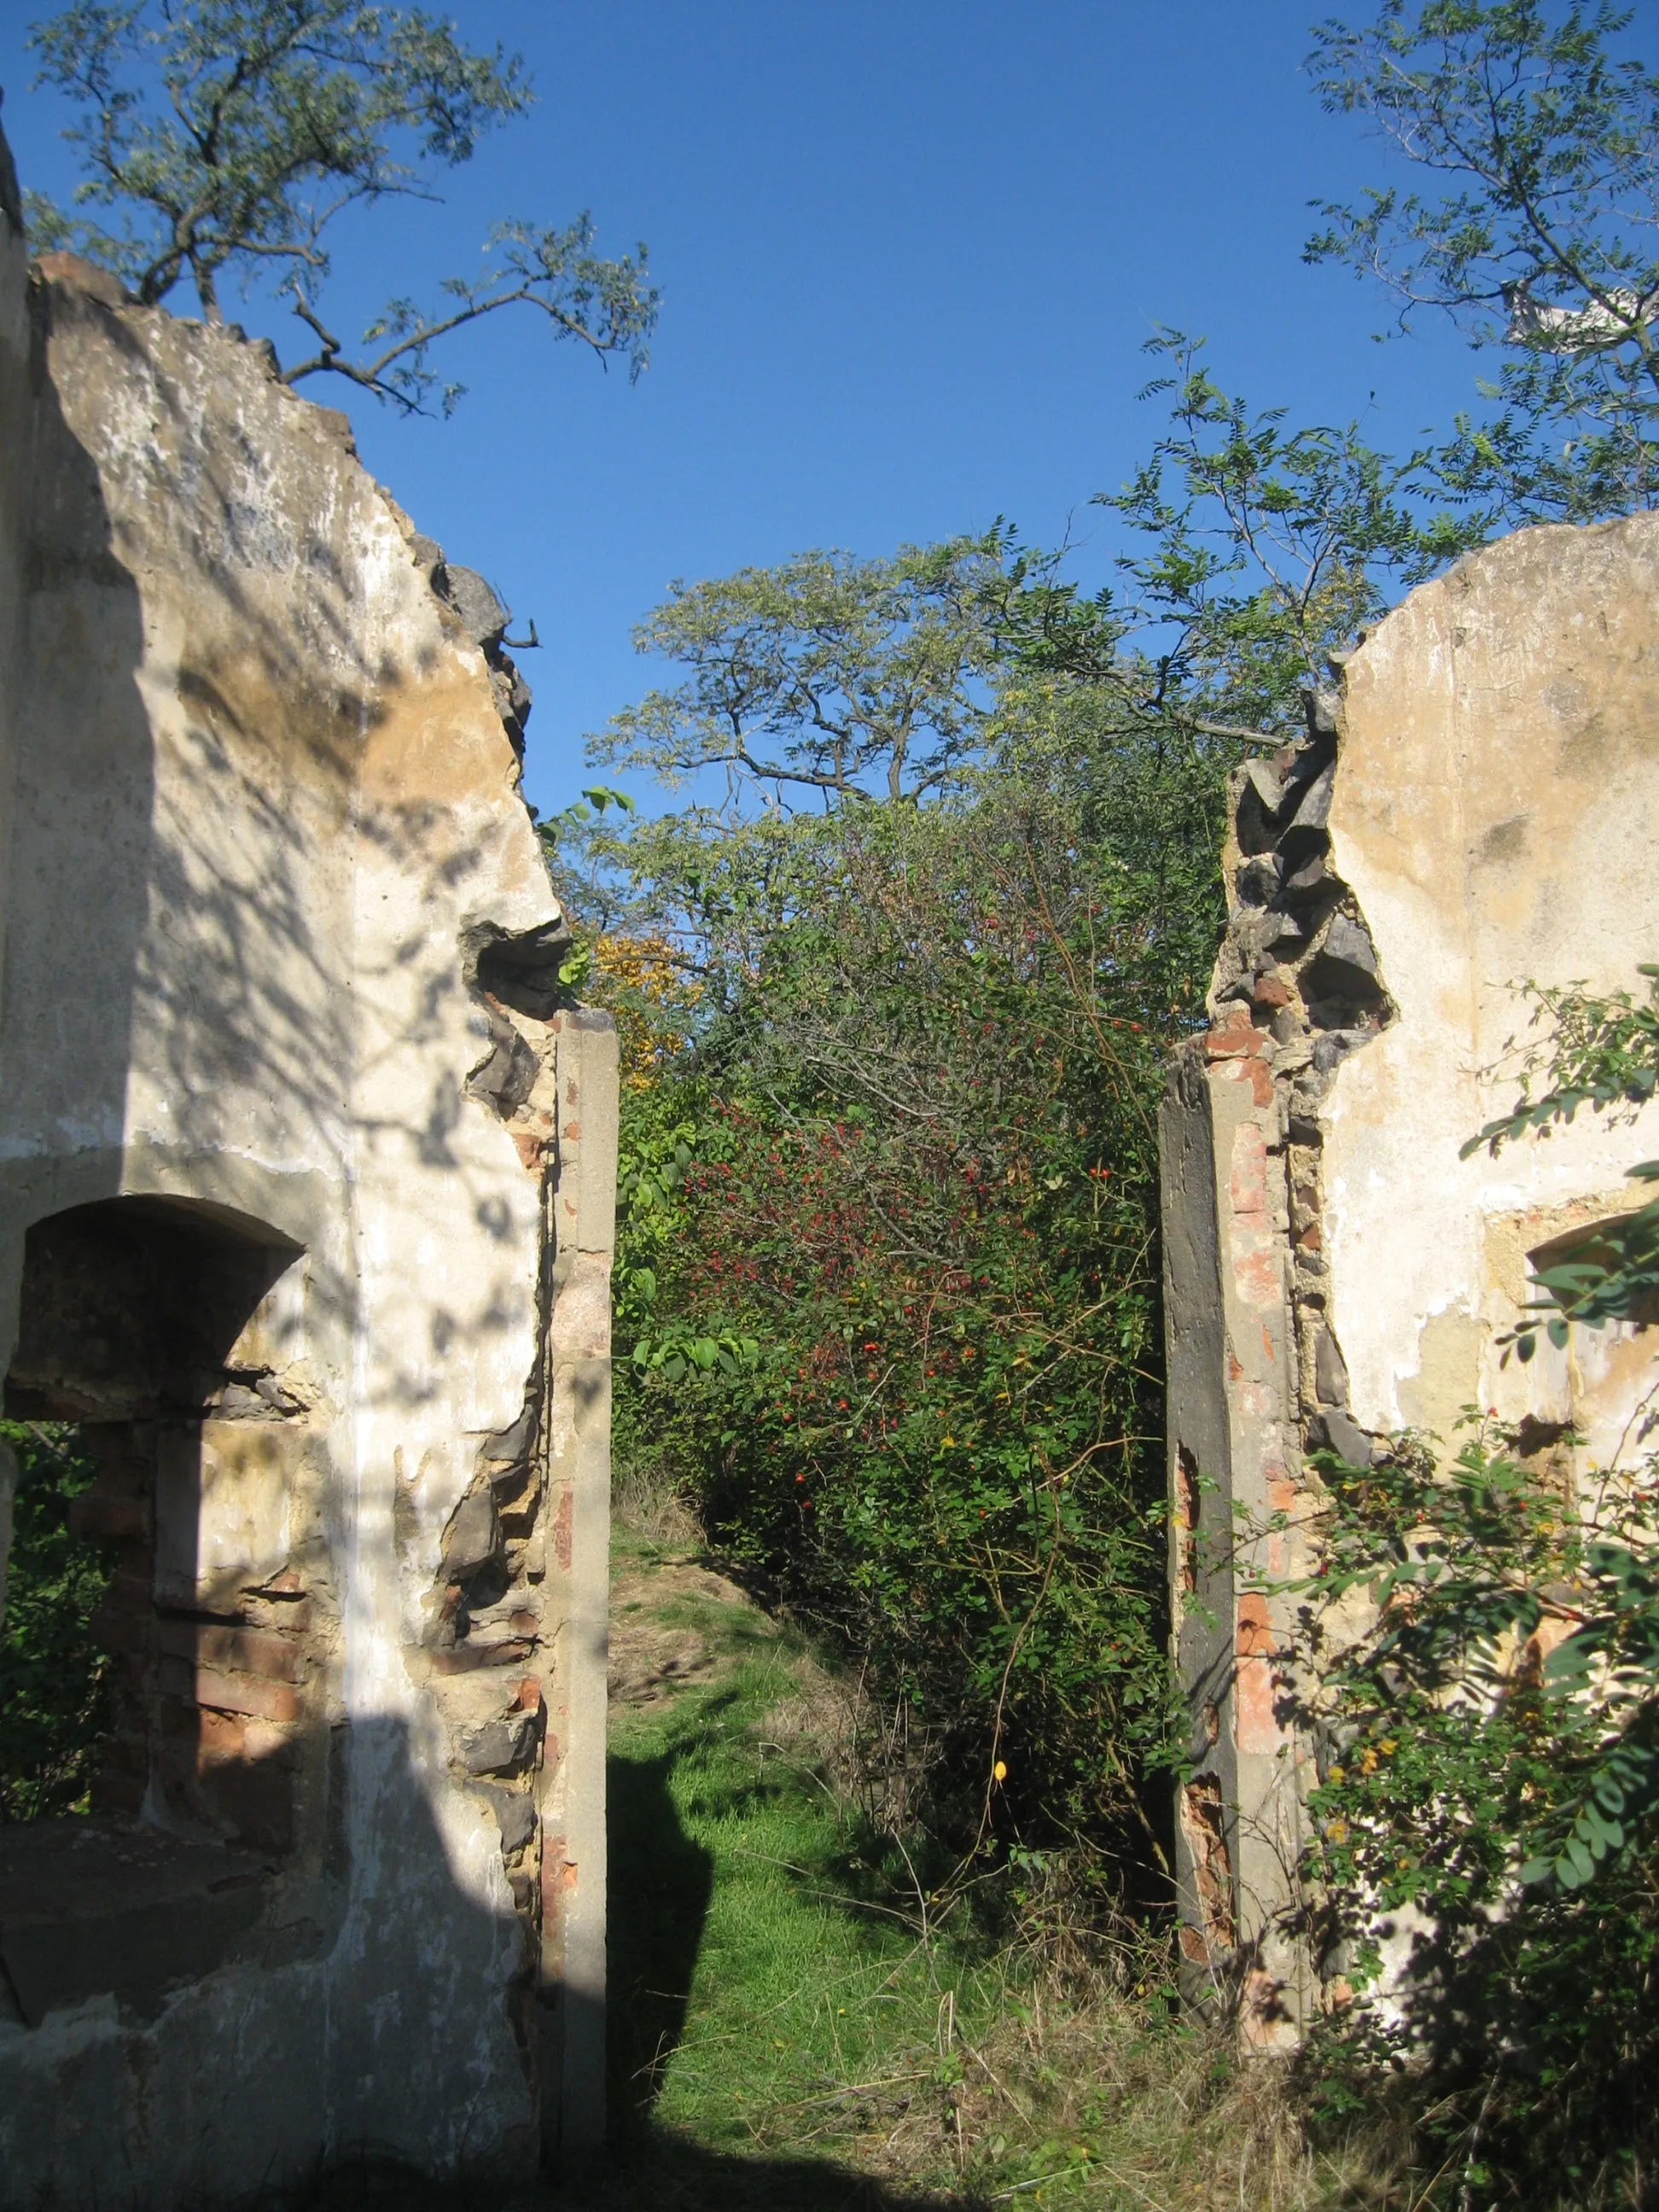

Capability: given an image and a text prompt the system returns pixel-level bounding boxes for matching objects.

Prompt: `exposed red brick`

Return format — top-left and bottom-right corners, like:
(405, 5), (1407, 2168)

(428, 1636), (533, 1677)
(78, 1442), (148, 1493)
(202, 1755), (294, 1853)
(1251, 971), (1293, 1011)
(1234, 1592), (1280, 1756)
(192, 1705), (247, 1767)
(1178, 1776), (1235, 1951)
(69, 1492), (149, 1540)
(1202, 1020), (1254, 1061)
(102, 1732), (148, 1777)
(1203, 1007), (1270, 1060)
(91, 1771), (145, 1815)
(90, 1603), (148, 1653)
(242, 1594), (312, 1634)
(183, 1661), (300, 1724)
(101, 1567), (154, 1612)
(155, 1619), (301, 1682)
(516, 1677), (543, 1712)
(1230, 1126), (1267, 1217)
(539, 1835), (568, 1922)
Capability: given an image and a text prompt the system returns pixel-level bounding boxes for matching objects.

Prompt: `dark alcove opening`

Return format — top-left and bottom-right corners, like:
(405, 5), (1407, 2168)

(0, 1194), (307, 2028)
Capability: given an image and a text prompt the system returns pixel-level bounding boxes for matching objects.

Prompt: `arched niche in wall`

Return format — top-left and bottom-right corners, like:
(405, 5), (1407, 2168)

(0, 1193), (317, 2029)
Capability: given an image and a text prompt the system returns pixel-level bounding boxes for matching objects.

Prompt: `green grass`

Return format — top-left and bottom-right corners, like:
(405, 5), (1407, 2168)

(276, 1527), (1388, 2210)
(610, 1633), (941, 2158)
(597, 1531), (1339, 2212)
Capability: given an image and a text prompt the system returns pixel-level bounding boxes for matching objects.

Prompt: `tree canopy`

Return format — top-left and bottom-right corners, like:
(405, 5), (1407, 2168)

(590, 541), (1013, 812)
(1308, 0), (1659, 516)
(23, 0), (657, 413)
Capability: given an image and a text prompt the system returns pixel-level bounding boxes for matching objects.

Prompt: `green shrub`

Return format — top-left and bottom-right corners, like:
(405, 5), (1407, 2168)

(0, 1423), (114, 1822)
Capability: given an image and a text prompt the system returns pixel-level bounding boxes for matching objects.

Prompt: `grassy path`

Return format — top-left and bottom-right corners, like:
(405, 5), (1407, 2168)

(585, 1528), (1332, 2212)
(288, 1527), (1369, 2210)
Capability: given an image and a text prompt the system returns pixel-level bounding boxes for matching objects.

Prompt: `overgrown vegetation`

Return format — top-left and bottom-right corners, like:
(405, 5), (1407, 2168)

(599, 1511), (1364, 2212)
(1291, 963), (1659, 2207)
(6, 2), (1659, 2204)
(565, 680), (1230, 1885)
(541, 5), (1659, 2203)
(0, 1422), (111, 1822)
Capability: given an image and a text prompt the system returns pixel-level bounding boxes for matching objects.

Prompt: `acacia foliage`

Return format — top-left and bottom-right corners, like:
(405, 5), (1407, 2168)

(1308, 1), (1659, 521)
(24, 0), (656, 413)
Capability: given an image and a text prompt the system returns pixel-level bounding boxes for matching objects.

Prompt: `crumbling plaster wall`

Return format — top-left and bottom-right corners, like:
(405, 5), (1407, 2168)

(1161, 511), (1659, 2042)
(1324, 520), (1659, 1453)
(0, 141), (615, 2203)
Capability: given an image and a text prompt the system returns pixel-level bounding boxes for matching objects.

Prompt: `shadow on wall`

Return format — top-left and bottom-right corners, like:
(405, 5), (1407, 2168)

(12, 265), (548, 1378)
(0, 1710), (538, 2200)
(2, 271), (153, 1237)
(0, 267), (547, 2192)
(0, 1196), (528, 2191)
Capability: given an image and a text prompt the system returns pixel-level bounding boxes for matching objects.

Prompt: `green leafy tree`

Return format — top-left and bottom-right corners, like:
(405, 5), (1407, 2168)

(589, 539), (1010, 810)
(22, 0), (656, 413)
(1091, 331), (1478, 736)
(547, 538), (1247, 1888)
(1308, 0), (1659, 519)
(967, 335), (1481, 764)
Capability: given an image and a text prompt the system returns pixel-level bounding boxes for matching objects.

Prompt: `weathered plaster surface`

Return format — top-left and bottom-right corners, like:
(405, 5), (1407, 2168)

(1325, 517), (1659, 1446)
(1161, 512), (1659, 2040)
(0, 153), (614, 2203)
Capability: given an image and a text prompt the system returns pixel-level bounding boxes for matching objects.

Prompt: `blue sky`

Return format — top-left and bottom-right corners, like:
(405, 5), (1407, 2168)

(0, 2), (1483, 818)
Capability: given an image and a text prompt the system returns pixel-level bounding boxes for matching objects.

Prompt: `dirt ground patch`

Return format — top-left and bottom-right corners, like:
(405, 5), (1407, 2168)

(608, 1551), (770, 1709)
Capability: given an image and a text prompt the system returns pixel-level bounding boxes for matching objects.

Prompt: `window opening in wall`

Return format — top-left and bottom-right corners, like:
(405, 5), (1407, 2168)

(0, 1196), (308, 2029)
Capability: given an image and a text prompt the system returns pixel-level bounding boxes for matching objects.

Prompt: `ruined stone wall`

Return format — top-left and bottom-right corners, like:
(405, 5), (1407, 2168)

(1161, 512), (1659, 2042)
(0, 153), (615, 2199)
